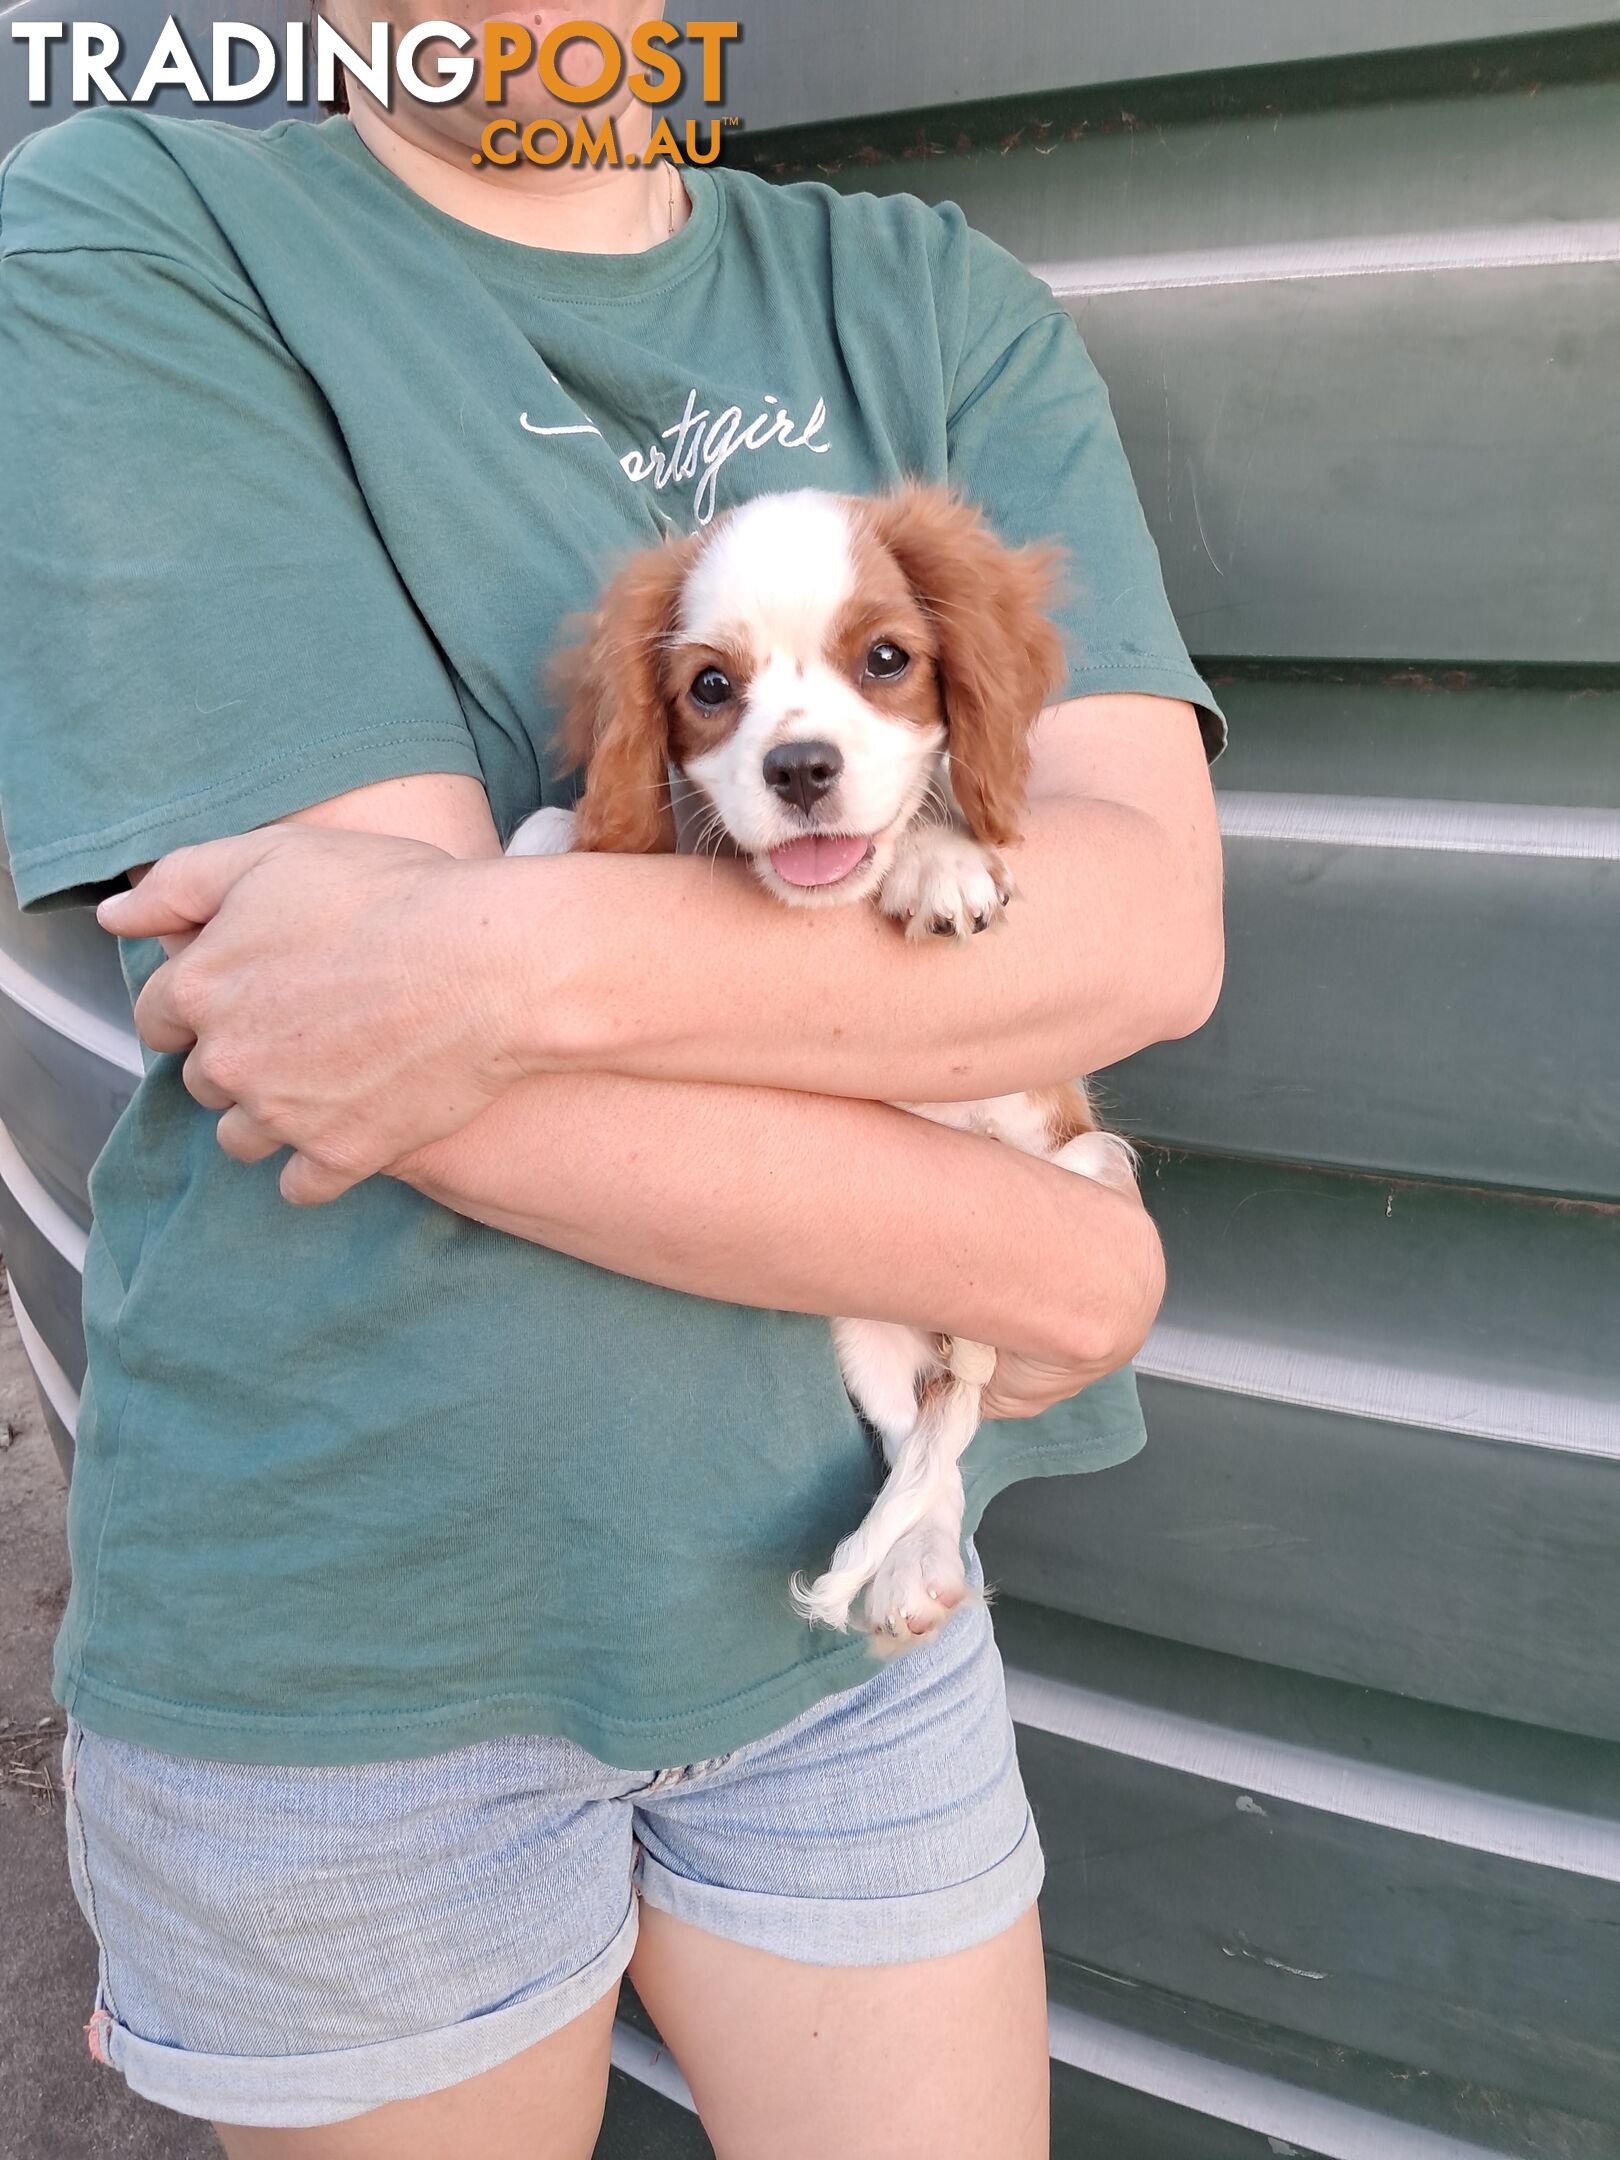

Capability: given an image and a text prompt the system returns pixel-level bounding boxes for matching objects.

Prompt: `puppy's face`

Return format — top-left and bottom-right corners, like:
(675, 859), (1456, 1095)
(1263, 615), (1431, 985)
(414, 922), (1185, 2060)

(666, 490), (946, 905)
(553, 482), (1068, 908)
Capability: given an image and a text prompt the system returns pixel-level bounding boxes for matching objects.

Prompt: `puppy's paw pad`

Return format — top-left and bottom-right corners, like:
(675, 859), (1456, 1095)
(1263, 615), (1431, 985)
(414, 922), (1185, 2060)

(879, 831), (1012, 943)
(863, 1527), (971, 1652)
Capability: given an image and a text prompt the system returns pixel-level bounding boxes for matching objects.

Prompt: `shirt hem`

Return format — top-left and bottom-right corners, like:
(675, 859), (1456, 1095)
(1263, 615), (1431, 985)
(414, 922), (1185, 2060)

(962, 1415), (1147, 1534)
(55, 1421), (1147, 1772)
(56, 1636), (880, 1774)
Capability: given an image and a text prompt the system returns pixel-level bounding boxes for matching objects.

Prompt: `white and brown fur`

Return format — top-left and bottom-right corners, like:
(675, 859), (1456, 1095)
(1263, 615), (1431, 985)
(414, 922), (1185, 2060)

(509, 481), (1136, 1652)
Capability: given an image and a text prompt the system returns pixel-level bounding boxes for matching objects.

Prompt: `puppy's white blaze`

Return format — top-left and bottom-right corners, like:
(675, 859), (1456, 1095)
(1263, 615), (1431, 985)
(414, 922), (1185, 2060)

(681, 488), (855, 655)
(683, 688), (937, 862)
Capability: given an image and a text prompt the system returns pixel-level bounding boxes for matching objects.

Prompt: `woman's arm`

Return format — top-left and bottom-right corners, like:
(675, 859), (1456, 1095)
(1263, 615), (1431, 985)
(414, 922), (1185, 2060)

(391, 1069), (1164, 1382)
(501, 692), (1224, 1102)
(112, 769), (1165, 1403)
(285, 775), (1164, 1380)
(266, 782), (1166, 1385)
(105, 693), (1223, 1197)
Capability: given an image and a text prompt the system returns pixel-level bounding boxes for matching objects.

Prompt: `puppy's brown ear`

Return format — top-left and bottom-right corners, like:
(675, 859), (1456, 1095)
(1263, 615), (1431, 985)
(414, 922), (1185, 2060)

(862, 482), (1069, 847)
(546, 530), (703, 854)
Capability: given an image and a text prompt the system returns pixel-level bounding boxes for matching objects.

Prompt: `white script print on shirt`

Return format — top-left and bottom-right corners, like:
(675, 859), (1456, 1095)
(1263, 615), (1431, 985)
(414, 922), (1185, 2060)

(519, 384), (832, 527)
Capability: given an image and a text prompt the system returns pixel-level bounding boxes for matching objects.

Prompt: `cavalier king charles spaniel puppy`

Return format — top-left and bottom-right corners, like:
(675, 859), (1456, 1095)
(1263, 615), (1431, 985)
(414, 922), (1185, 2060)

(509, 481), (1135, 1651)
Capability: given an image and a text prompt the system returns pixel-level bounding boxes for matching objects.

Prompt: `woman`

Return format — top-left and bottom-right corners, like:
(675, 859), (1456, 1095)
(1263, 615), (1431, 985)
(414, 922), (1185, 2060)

(0, 8), (1225, 2153)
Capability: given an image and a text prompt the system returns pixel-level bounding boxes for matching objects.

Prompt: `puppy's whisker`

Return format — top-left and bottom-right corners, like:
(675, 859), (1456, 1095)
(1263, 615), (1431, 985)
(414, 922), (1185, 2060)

(692, 812), (730, 860)
(686, 807), (737, 884)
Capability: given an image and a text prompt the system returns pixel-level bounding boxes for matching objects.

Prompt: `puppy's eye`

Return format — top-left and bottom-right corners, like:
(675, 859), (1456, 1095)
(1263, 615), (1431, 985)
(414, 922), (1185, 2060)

(864, 642), (909, 681)
(690, 666), (734, 708)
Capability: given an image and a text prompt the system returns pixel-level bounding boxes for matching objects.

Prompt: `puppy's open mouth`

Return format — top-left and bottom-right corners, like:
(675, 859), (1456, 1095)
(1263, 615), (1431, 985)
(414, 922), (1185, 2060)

(765, 834), (877, 889)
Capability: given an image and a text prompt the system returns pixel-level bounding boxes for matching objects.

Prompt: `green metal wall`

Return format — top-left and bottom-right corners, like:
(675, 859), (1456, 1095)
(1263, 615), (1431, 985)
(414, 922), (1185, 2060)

(2, 9), (1618, 2156)
(718, 12), (1620, 2157)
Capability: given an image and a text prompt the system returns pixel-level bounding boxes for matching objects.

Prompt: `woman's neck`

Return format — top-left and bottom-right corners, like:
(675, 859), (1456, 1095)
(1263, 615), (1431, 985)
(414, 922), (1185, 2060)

(346, 98), (688, 254)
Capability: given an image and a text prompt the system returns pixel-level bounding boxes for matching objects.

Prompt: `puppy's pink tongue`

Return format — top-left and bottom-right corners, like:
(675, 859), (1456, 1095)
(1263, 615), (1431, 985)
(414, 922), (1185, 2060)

(768, 835), (870, 887)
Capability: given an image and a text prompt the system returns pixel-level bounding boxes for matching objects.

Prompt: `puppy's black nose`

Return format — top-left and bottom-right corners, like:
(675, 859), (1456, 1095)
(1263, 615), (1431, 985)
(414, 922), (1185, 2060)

(763, 739), (843, 813)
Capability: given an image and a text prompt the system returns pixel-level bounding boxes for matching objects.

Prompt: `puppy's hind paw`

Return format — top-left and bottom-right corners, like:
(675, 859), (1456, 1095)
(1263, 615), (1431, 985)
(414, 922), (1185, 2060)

(862, 1523), (976, 1655)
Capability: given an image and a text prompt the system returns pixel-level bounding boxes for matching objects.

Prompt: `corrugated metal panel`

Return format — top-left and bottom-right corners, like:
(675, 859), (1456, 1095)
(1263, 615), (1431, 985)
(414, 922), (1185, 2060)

(1066, 268), (1620, 665)
(1006, 1612), (1620, 2118)
(991, 1154), (1620, 1742)
(725, 4), (1620, 134)
(3, 9), (1617, 2154)
(1123, 833), (1619, 1195)
(727, 11), (1620, 2152)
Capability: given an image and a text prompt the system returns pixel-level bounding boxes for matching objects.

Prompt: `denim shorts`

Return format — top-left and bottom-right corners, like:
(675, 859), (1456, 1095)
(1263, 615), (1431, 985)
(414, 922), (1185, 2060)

(61, 1563), (1043, 2129)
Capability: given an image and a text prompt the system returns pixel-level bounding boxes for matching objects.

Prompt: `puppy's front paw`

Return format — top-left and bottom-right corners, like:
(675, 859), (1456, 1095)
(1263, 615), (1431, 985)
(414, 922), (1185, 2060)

(879, 828), (1012, 943)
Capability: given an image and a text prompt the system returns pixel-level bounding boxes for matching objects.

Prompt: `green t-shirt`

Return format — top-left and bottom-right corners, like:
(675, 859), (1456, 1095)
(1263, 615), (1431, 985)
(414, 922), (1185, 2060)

(0, 107), (1223, 1770)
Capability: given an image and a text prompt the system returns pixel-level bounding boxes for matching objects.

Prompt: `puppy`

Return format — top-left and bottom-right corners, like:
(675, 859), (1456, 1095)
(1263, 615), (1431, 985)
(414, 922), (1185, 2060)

(509, 482), (1135, 1650)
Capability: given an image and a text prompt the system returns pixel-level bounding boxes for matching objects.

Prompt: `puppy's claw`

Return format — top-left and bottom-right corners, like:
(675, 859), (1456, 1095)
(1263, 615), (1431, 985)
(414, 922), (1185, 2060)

(879, 830), (1014, 945)
(863, 1523), (976, 1653)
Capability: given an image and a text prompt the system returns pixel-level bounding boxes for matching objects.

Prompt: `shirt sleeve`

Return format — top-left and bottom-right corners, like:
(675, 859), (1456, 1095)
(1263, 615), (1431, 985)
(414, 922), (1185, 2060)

(936, 211), (1226, 762)
(0, 135), (483, 913)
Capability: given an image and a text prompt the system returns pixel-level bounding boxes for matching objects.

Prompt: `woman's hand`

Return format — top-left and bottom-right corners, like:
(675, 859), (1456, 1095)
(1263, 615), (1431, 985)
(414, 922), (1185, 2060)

(97, 825), (525, 1204)
(980, 1341), (1136, 1422)
(980, 1178), (1165, 1420)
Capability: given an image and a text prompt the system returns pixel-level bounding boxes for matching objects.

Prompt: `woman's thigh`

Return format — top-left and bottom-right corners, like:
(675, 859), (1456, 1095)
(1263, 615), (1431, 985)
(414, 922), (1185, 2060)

(624, 1550), (1050, 2155)
(630, 1902), (1049, 2160)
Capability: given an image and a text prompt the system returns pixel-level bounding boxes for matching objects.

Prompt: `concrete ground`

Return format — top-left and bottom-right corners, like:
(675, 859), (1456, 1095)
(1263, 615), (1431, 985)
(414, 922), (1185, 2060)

(0, 1279), (216, 2160)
